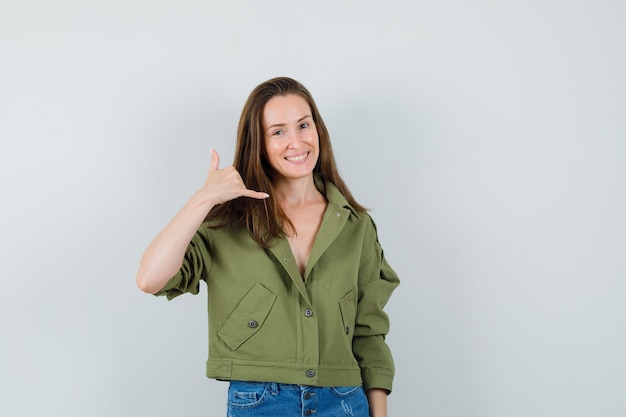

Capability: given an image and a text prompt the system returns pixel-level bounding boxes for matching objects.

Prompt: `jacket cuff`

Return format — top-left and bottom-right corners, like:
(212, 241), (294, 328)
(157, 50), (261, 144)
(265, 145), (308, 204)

(361, 367), (394, 394)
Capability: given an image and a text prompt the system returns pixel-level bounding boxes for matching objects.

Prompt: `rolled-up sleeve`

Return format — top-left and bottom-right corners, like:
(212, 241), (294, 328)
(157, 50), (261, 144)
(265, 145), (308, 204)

(353, 215), (400, 393)
(154, 226), (213, 300)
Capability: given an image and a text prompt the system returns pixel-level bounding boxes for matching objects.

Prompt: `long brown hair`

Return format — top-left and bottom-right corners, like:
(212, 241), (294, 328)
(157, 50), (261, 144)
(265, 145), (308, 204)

(207, 76), (366, 247)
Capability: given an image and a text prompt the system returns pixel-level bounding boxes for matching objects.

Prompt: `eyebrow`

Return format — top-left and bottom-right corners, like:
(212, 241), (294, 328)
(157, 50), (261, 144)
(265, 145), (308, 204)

(265, 115), (312, 131)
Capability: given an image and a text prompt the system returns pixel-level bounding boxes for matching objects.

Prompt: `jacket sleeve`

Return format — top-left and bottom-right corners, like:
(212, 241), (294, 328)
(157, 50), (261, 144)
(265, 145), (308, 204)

(154, 225), (213, 300)
(352, 215), (400, 393)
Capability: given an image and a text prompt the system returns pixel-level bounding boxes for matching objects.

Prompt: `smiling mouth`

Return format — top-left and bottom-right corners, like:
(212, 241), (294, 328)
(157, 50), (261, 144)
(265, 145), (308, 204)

(285, 152), (309, 163)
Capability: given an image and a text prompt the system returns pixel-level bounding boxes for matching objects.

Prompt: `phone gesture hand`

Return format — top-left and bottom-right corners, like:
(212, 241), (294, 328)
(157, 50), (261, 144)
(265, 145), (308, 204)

(203, 149), (269, 205)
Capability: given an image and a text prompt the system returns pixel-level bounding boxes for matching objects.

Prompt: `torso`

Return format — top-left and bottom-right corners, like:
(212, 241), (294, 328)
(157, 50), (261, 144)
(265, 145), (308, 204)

(281, 198), (327, 277)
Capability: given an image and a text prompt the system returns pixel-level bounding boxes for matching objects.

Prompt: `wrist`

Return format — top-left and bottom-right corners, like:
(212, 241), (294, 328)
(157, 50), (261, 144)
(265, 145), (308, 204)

(187, 189), (218, 215)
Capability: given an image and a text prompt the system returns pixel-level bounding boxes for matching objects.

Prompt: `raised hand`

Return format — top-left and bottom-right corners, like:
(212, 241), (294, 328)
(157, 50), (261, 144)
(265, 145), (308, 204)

(135, 149), (268, 294)
(201, 149), (269, 205)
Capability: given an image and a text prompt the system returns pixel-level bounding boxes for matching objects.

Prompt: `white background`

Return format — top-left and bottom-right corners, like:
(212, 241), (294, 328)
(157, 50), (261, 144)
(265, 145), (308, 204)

(1, 1), (625, 416)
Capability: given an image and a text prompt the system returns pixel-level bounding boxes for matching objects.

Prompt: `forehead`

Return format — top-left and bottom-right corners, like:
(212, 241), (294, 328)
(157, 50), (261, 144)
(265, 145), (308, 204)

(262, 94), (312, 126)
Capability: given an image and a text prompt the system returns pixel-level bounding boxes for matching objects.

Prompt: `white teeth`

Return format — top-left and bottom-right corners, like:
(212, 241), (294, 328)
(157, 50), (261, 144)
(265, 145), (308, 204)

(286, 153), (307, 162)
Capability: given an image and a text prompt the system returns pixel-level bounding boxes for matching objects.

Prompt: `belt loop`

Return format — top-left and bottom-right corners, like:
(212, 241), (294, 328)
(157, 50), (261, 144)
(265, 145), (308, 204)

(270, 382), (279, 396)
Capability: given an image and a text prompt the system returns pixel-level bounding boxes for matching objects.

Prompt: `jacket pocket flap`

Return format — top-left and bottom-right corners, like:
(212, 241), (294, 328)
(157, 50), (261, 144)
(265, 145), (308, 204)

(218, 283), (277, 351)
(339, 290), (356, 335)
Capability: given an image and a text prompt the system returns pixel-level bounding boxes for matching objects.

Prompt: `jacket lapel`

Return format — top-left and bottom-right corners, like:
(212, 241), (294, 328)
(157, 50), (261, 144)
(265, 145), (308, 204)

(267, 180), (357, 299)
(268, 239), (311, 303)
(304, 204), (350, 280)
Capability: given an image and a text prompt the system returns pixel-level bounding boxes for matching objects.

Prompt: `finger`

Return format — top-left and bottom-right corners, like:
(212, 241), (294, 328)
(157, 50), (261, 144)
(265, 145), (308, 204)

(208, 148), (220, 172)
(242, 189), (270, 199)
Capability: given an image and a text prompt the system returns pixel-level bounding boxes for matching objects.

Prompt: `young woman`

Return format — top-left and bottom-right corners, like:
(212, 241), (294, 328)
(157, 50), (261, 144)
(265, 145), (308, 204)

(136, 77), (399, 417)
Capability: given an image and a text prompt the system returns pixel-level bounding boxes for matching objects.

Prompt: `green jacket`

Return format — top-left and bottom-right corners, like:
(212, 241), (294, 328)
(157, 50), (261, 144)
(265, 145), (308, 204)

(156, 181), (400, 392)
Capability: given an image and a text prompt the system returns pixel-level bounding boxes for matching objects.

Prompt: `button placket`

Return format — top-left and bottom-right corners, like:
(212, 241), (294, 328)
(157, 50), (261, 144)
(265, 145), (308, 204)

(302, 387), (317, 416)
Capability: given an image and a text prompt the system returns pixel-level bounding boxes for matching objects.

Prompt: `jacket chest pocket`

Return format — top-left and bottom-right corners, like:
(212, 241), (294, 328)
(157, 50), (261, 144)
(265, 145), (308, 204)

(339, 290), (356, 336)
(218, 283), (277, 351)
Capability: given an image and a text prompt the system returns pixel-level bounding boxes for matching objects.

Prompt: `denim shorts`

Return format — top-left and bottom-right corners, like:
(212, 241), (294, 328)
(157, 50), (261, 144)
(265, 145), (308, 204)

(226, 381), (370, 417)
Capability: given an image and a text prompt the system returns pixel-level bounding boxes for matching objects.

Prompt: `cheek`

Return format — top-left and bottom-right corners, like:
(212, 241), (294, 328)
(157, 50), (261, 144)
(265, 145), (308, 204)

(265, 140), (283, 158)
(306, 130), (319, 146)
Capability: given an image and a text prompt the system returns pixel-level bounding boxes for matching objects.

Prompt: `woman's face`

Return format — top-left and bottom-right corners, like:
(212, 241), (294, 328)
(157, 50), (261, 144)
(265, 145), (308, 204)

(262, 94), (319, 181)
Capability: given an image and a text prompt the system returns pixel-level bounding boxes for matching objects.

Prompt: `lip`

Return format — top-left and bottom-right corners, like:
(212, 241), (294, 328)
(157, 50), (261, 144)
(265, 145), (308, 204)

(284, 151), (310, 163)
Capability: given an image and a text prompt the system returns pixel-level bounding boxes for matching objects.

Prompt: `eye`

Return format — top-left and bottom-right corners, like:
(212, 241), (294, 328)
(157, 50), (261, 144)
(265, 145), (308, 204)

(300, 123), (309, 129)
(272, 130), (284, 136)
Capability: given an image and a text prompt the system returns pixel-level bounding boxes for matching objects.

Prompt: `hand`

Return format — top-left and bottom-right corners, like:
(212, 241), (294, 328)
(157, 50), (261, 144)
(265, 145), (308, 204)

(135, 149), (269, 294)
(201, 149), (269, 205)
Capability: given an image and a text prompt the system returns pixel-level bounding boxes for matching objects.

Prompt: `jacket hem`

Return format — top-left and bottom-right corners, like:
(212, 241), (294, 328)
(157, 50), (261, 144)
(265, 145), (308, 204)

(207, 359), (363, 387)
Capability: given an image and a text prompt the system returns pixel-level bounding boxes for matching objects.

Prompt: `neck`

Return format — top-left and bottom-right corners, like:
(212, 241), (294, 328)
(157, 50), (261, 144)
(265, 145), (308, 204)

(273, 175), (321, 206)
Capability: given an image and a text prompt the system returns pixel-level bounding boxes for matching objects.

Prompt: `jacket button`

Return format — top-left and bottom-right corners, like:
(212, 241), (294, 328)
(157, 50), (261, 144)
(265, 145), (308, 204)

(248, 320), (258, 328)
(304, 309), (313, 317)
(305, 369), (316, 378)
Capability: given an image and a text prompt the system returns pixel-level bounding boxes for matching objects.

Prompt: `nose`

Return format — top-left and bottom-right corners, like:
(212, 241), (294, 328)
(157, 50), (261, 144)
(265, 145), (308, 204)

(287, 132), (305, 149)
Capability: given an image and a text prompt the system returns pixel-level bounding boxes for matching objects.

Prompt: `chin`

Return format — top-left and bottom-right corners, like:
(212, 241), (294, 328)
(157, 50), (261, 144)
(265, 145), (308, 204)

(278, 169), (315, 181)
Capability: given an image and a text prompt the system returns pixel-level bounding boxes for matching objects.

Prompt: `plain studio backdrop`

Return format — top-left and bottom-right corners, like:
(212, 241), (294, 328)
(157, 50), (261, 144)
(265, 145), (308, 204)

(1, 1), (625, 416)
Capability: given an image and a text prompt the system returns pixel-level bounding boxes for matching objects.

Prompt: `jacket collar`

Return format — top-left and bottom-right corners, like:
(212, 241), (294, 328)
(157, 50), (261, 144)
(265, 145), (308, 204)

(267, 176), (360, 300)
(315, 175), (361, 220)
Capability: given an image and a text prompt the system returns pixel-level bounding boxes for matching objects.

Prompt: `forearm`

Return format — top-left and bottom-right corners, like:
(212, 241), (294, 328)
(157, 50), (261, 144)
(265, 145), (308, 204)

(135, 192), (215, 294)
(135, 149), (270, 294)
(366, 388), (387, 417)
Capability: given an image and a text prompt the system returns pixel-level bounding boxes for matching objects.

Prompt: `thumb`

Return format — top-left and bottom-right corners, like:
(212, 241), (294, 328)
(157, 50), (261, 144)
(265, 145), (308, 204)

(209, 148), (220, 172)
